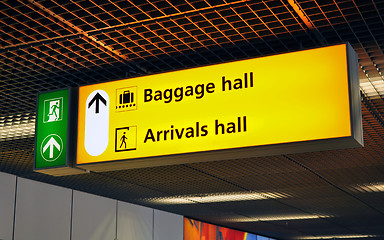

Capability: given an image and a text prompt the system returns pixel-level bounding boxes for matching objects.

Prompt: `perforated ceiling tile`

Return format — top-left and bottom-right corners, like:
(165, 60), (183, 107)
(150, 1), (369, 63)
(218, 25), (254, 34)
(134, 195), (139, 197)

(1, 0), (384, 239)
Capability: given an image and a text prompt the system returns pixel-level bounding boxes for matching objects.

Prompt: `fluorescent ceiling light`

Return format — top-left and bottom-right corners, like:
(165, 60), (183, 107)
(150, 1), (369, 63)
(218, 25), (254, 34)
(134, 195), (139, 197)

(350, 183), (384, 193)
(299, 235), (376, 239)
(0, 115), (35, 141)
(360, 76), (384, 99)
(146, 191), (290, 204)
(150, 198), (192, 204)
(287, 0), (313, 29)
(233, 215), (330, 222)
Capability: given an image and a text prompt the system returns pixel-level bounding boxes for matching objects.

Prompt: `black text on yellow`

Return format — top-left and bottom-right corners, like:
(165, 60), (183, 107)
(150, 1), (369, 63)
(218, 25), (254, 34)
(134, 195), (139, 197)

(144, 122), (208, 143)
(215, 116), (247, 135)
(222, 72), (254, 91)
(144, 83), (215, 103)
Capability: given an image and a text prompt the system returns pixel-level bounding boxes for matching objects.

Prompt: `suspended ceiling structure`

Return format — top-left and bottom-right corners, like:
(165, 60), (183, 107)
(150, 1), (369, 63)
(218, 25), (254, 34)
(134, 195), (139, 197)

(1, 0), (384, 239)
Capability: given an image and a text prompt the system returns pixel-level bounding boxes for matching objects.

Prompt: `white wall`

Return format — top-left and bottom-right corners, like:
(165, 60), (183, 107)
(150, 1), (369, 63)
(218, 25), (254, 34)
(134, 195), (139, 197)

(0, 171), (183, 240)
(117, 201), (153, 240)
(154, 209), (183, 240)
(0, 172), (16, 240)
(14, 178), (72, 240)
(71, 191), (116, 240)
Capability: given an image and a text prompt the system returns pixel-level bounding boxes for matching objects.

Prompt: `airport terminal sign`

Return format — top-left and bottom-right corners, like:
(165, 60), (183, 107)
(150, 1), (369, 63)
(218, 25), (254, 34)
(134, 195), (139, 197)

(76, 44), (362, 171)
(35, 89), (84, 176)
(35, 89), (69, 169)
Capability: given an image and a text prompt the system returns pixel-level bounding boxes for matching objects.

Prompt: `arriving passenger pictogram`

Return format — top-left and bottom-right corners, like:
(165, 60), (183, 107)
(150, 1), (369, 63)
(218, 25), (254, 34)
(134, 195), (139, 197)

(115, 126), (137, 152)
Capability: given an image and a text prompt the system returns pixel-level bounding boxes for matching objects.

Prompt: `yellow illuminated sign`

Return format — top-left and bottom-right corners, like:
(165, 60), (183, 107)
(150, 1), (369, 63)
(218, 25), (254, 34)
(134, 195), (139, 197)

(77, 44), (362, 170)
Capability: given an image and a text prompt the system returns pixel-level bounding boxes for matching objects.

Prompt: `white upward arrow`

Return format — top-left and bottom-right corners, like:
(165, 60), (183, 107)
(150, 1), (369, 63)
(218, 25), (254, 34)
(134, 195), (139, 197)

(43, 137), (61, 159)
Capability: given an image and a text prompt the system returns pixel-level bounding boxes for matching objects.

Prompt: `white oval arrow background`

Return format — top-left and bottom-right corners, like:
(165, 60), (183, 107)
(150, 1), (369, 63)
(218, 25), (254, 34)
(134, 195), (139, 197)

(84, 89), (109, 156)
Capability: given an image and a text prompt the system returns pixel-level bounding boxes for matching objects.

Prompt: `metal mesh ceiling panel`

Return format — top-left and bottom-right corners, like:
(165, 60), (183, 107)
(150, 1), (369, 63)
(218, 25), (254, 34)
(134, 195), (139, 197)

(1, 0), (384, 239)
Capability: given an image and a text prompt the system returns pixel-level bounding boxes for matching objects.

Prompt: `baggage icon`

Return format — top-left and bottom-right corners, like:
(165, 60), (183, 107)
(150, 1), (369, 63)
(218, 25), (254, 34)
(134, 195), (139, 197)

(119, 90), (134, 104)
(116, 86), (137, 112)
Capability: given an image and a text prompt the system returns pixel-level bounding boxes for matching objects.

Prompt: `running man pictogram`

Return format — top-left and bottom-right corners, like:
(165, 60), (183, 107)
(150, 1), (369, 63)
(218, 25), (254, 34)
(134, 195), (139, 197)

(44, 97), (63, 123)
(48, 102), (60, 120)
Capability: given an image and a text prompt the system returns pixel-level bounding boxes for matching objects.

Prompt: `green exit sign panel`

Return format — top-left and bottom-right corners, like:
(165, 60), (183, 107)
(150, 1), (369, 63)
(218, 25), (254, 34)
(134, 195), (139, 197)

(34, 89), (84, 176)
(35, 89), (69, 168)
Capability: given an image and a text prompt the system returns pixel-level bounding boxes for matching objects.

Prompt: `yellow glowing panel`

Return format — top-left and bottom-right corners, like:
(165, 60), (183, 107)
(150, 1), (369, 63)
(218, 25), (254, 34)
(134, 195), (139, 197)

(76, 44), (361, 169)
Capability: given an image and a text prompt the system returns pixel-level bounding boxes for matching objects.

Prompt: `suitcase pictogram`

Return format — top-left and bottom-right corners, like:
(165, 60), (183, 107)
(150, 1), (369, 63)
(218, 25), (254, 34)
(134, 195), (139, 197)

(116, 86), (137, 112)
(119, 90), (134, 104)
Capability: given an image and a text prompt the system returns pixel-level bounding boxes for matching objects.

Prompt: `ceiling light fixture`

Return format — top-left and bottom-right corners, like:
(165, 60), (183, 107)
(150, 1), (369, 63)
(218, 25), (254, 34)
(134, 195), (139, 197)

(0, 115), (35, 141)
(233, 215), (330, 222)
(299, 234), (376, 239)
(287, 0), (314, 29)
(145, 191), (290, 204)
(350, 183), (384, 193)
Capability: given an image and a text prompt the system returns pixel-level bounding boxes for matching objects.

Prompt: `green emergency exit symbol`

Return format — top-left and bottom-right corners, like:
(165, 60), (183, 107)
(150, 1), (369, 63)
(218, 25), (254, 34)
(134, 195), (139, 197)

(35, 89), (69, 169)
(43, 97), (63, 123)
